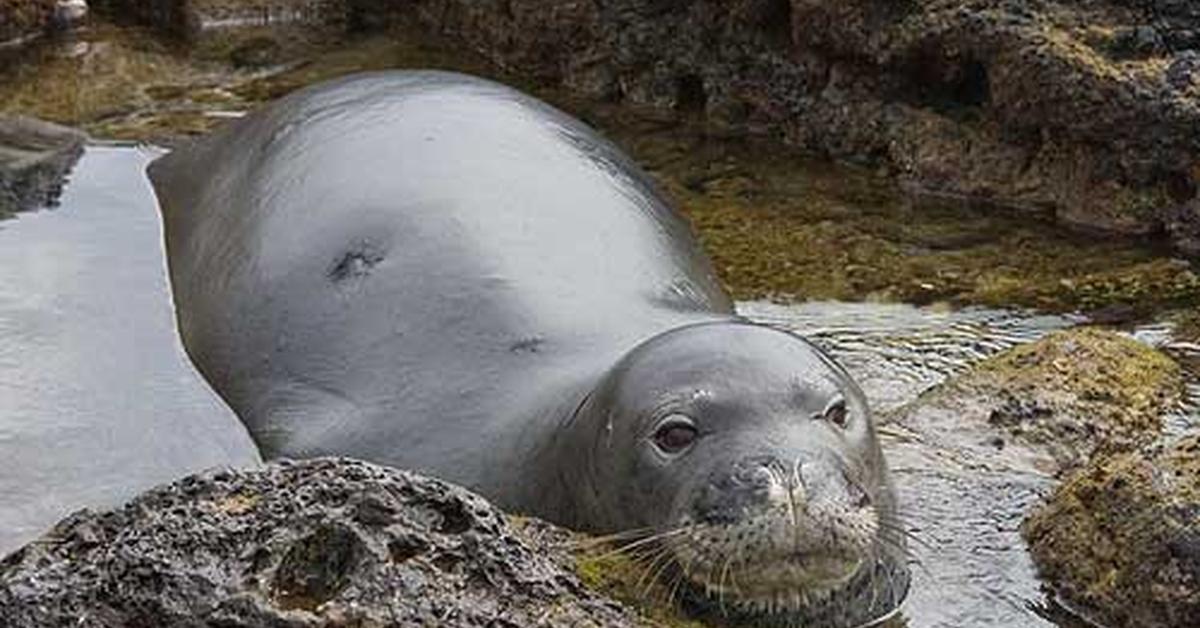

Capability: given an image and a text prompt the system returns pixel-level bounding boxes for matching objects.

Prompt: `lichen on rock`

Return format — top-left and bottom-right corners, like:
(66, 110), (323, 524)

(1022, 434), (1200, 627)
(890, 327), (1184, 474)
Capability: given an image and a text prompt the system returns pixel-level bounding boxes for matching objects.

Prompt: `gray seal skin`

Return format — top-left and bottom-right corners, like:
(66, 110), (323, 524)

(150, 71), (908, 626)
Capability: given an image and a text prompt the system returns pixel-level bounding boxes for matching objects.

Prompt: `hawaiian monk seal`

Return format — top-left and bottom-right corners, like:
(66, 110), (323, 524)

(149, 71), (909, 626)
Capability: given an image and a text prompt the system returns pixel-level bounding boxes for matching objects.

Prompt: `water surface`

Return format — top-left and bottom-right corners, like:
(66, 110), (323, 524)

(0, 146), (260, 556)
(741, 300), (1199, 628)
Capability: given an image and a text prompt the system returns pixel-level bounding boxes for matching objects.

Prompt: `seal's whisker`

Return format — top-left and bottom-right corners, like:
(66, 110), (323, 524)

(666, 565), (689, 608)
(874, 532), (920, 565)
(717, 553), (735, 615)
(595, 525), (692, 560)
(667, 548), (702, 608)
(873, 525), (914, 551)
(629, 547), (662, 587)
(636, 546), (679, 600)
(875, 519), (931, 552)
(566, 526), (658, 549)
(873, 541), (931, 580)
(727, 549), (747, 602)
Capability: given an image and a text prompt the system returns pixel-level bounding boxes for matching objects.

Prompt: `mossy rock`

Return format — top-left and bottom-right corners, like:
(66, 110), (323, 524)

(972, 327), (1183, 451)
(891, 327), (1184, 474)
(1171, 310), (1200, 344)
(509, 517), (712, 628)
(1022, 435), (1200, 627)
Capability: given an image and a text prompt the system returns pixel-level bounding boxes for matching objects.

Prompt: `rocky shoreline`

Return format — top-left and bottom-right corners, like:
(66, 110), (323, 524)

(5, 1), (1199, 254)
(886, 326), (1196, 627)
(0, 0), (85, 46)
(386, 0), (1200, 256)
(0, 116), (85, 218)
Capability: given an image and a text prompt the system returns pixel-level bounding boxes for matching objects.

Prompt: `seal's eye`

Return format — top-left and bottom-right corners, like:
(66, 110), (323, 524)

(652, 416), (698, 454)
(824, 399), (849, 428)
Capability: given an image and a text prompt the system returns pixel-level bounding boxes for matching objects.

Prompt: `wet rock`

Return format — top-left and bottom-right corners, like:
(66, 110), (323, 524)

(92, 0), (346, 37)
(1022, 434), (1200, 627)
(0, 115), (86, 218)
(0, 458), (637, 627)
(347, 0), (1200, 254)
(0, 0), (56, 44)
(889, 327), (1184, 475)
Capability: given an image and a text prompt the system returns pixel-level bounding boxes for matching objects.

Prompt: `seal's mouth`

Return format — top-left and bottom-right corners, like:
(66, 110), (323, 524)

(689, 552), (864, 614)
(666, 524), (872, 614)
(658, 489), (885, 617)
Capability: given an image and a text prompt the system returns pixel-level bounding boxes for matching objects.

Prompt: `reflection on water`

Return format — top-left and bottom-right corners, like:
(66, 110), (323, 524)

(739, 301), (1083, 413)
(1128, 322), (1200, 437)
(739, 300), (1199, 628)
(0, 146), (260, 557)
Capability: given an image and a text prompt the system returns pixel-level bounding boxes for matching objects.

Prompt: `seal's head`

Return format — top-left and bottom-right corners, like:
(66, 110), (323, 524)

(559, 321), (909, 626)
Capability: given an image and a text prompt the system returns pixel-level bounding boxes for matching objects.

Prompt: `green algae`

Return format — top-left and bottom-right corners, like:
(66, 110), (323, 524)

(508, 516), (707, 628)
(973, 327), (1184, 439)
(1171, 309), (1200, 343)
(1022, 434), (1200, 626)
(892, 326), (1185, 474)
(573, 550), (707, 628)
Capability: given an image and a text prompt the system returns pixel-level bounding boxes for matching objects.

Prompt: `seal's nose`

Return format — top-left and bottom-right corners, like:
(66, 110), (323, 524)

(691, 454), (778, 524)
(691, 452), (869, 525)
(778, 455), (870, 511)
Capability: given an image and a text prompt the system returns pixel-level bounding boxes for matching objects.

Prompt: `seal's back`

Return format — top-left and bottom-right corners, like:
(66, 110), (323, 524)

(149, 71), (731, 493)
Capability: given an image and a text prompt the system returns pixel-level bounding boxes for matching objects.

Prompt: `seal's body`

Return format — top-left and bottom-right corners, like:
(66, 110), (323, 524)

(151, 71), (908, 625)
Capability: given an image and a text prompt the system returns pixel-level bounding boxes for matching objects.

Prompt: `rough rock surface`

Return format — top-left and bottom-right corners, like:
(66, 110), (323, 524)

(86, 1), (1200, 251)
(0, 0), (53, 43)
(0, 458), (637, 627)
(334, 0), (1200, 254)
(888, 327), (1184, 475)
(93, 0), (345, 36)
(1022, 434), (1200, 627)
(0, 115), (86, 218)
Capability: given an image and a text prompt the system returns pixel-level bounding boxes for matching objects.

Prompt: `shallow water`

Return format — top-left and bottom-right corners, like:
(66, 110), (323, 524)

(0, 146), (260, 556)
(740, 300), (1200, 628)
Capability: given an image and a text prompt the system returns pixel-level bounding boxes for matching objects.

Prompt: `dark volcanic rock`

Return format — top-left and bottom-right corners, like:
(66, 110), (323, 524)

(0, 116), (86, 218)
(344, 0), (1200, 254)
(1023, 434), (1200, 627)
(0, 458), (637, 627)
(0, 0), (56, 44)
